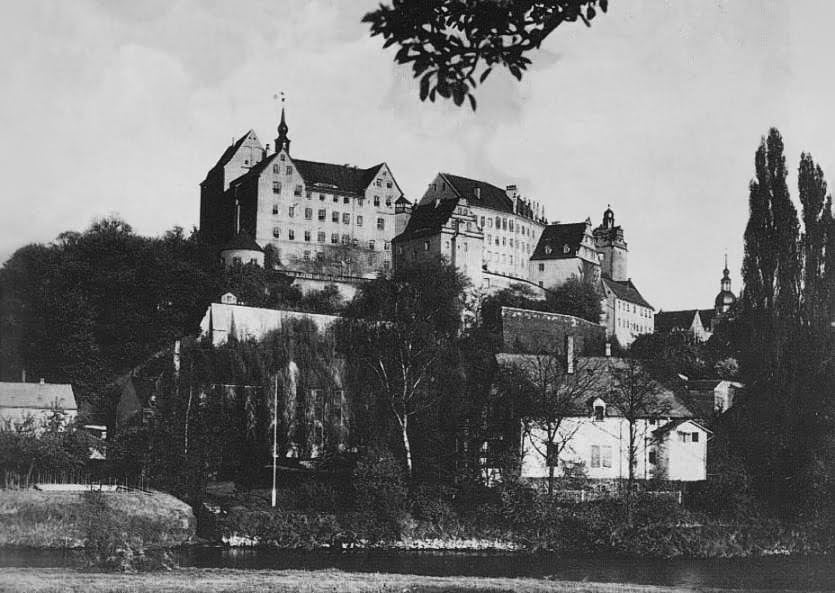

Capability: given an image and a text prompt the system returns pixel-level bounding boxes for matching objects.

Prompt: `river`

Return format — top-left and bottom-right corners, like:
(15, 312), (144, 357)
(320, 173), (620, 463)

(1, 547), (831, 591)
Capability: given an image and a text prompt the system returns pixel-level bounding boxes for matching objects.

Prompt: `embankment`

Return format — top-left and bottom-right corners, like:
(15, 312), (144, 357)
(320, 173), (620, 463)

(0, 488), (195, 549)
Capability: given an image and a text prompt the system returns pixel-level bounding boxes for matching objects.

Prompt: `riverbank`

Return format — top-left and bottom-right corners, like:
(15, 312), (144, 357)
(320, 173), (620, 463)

(0, 567), (820, 593)
(0, 488), (195, 548)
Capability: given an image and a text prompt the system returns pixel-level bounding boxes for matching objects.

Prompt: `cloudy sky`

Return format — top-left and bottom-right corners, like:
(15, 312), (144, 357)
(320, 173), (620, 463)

(1, 0), (832, 310)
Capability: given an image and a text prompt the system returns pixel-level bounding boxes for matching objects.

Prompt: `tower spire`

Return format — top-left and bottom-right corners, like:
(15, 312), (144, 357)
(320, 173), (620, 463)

(275, 91), (290, 153)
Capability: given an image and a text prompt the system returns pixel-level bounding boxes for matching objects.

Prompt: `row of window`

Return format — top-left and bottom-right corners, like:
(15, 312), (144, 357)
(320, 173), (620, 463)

(300, 250), (390, 269)
(272, 179), (395, 209)
(479, 215), (535, 237)
(275, 207), (386, 230)
(619, 317), (651, 334)
(618, 300), (651, 317)
(484, 234), (532, 253)
(271, 228), (390, 249)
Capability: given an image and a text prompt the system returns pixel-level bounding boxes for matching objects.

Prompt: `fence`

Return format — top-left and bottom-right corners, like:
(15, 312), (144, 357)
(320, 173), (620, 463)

(2, 469), (149, 492)
(548, 489), (682, 504)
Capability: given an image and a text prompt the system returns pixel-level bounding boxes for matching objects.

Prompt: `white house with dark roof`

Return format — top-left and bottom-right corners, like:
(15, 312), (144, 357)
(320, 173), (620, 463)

(0, 381), (78, 430)
(601, 277), (655, 346)
(200, 105), (404, 282)
(496, 353), (708, 483)
(528, 219), (601, 289)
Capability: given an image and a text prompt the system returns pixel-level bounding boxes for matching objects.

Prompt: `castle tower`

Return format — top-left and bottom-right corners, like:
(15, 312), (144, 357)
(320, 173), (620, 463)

(714, 253), (736, 314)
(593, 205), (628, 281)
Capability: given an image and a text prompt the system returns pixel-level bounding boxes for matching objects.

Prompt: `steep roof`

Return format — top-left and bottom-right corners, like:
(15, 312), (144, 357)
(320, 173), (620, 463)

(0, 382), (77, 411)
(392, 197), (458, 242)
(294, 159), (384, 196)
(697, 309), (715, 329)
(602, 277), (653, 310)
(654, 310), (699, 333)
(530, 223), (588, 261)
(203, 131), (258, 182)
(495, 354), (693, 418)
(652, 417), (712, 436)
(220, 231), (263, 252)
(441, 173), (513, 213)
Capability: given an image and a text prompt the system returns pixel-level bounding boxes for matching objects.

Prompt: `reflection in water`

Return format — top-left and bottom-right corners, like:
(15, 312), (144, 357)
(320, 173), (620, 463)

(1, 547), (832, 591)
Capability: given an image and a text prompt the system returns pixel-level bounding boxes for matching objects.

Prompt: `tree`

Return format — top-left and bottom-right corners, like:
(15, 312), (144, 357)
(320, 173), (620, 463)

(364, 0), (609, 109)
(499, 350), (601, 495)
(545, 276), (602, 322)
(628, 330), (708, 380)
(336, 259), (468, 476)
(607, 358), (668, 521)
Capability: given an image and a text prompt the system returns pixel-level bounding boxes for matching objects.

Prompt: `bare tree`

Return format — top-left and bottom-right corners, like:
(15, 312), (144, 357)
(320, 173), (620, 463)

(607, 358), (670, 520)
(498, 348), (601, 495)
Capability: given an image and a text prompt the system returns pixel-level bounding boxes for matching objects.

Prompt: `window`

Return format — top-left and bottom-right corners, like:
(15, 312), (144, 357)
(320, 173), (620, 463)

(502, 218), (508, 230)
(377, 217), (384, 230)
(358, 198), (364, 207)
(232, 256), (241, 265)
(375, 179), (382, 187)
(272, 227), (280, 238)
(306, 190), (312, 200)
(692, 432), (699, 443)
(495, 216), (501, 227)
(341, 234), (350, 244)
(304, 208), (312, 220)
(272, 181), (281, 194)
(272, 203), (279, 215)
(344, 196), (350, 204)
(319, 193), (326, 201)
(423, 240), (430, 251)
(509, 220), (514, 232)
(294, 185), (302, 197)
(273, 164), (280, 174)
(591, 445), (612, 468)
(342, 213), (350, 224)
(333, 195), (339, 203)
(286, 166), (292, 175)
(279, 154), (286, 161)
(317, 231), (326, 243)
(368, 253), (376, 266)
(374, 195), (381, 207)
(594, 405), (605, 421)
(356, 215), (363, 227)
(648, 450), (657, 464)
(304, 231), (311, 242)
(563, 244), (570, 254)
(288, 229), (295, 240)
(384, 241), (390, 251)
(332, 211), (339, 223)
(487, 218), (493, 228)
(289, 206), (295, 218)
(386, 181), (392, 189)
(385, 196), (392, 207)
(369, 240), (375, 250)
(318, 209), (326, 221)
(303, 250), (310, 260)
(331, 233), (339, 244)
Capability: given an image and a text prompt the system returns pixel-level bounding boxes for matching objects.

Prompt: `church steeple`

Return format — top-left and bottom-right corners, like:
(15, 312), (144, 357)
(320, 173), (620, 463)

(721, 253), (731, 292)
(715, 252), (736, 314)
(275, 93), (291, 153)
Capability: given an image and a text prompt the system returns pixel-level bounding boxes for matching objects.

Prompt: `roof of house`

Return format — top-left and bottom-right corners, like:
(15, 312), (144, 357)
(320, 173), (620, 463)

(0, 382), (77, 411)
(654, 310), (699, 333)
(530, 223), (588, 261)
(220, 231), (263, 253)
(495, 354), (693, 418)
(652, 417), (712, 436)
(392, 197), (459, 242)
(697, 309), (715, 329)
(203, 130), (259, 183)
(602, 277), (653, 310)
(293, 159), (385, 196)
(441, 173), (513, 213)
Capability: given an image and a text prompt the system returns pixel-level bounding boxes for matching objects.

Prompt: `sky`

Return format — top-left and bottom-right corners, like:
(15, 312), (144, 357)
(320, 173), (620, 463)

(1, 0), (833, 311)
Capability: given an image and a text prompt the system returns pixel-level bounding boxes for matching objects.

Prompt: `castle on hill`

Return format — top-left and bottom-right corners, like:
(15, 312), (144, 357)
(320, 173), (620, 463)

(199, 109), (654, 345)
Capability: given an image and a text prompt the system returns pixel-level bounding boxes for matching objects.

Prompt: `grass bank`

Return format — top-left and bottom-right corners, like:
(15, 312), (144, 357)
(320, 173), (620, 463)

(0, 489), (195, 548)
(0, 568), (815, 593)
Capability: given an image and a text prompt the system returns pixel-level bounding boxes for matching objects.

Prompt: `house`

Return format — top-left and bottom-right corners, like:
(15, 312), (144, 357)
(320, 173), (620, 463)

(529, 220), (601, 289)
(496, 351), (709, 483)
(600, 276), (655, 346)
(0, 380), (78, 431)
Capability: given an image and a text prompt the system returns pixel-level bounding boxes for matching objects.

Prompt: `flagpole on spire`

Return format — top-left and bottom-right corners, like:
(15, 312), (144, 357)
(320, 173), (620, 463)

(274, 91), (290, 153)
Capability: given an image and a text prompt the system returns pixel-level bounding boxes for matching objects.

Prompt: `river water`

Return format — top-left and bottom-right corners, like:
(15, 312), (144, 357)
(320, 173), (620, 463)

(1, 547), (832, 591)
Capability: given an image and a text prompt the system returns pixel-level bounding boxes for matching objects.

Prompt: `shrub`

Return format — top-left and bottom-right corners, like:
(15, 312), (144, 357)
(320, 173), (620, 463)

(350, 450), (408, 541)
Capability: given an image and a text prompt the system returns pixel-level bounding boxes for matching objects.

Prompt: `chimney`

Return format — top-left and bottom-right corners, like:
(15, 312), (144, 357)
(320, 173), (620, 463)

(565, 335), (575, 374)
(506, 185), (518, 212)
(21, 369), (26, 382)
(265, 143), (270, 156)
(605, 343), (612, 357)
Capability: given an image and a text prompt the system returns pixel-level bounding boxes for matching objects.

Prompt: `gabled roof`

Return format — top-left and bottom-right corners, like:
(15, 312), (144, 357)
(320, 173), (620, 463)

(697, 309), (714, 329)
(495, 354), (692, 418)
(652, 417), (712, 436)
(530, 223), (588, 261)
(0, 382), (77, 411)
(654, 310), (699, 333)
(393, 198), (458, 242)
(440, 173), (513, 213)
(221, 231), (263, 252)
(294, 159), (385, 196)
(602, 277), (653, 310)
(203, 130), (259, 183)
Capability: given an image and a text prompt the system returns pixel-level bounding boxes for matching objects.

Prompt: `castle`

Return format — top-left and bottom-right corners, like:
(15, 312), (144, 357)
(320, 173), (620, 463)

(200, 110), (654, 345)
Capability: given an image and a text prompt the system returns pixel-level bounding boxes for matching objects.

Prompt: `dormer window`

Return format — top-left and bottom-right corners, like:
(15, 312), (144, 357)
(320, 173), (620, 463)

(544, 244), (553, 255)
(563, 244), (570, 254)
(592, 400), (606, 421)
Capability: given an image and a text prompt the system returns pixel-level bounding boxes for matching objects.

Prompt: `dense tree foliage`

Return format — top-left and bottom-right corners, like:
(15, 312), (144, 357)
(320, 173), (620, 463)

(732, 128), (835, 521)
(336, 259), (469, 476)
(545, 276), (602, 323)
(364, 0), (609, 109)
(0, 220), (221, 401)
